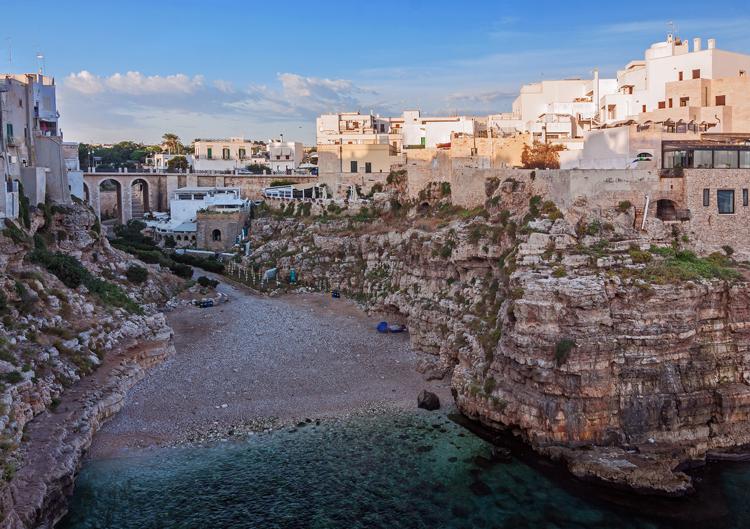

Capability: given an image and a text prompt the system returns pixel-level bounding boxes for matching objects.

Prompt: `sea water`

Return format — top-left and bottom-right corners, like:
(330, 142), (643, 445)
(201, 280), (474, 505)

(60, 412), (747, 529)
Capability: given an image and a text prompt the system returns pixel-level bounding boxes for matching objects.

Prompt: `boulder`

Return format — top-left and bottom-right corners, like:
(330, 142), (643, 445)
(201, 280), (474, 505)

(417, 390), (440, 411)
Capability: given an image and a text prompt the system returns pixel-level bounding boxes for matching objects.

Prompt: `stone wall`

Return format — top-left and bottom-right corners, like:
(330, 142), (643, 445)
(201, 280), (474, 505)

(196, 210), (249, 251)
(684, 169), (750, 258)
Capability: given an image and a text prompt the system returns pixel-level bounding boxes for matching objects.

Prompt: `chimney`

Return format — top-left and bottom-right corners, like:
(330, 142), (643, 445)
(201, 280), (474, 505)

(693, 37), (702, 52)
(707, 38), (716, 49)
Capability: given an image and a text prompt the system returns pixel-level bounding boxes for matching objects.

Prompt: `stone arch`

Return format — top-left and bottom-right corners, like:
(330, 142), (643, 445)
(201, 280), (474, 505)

(176, 235), (182, 241)
(656, 199), (678, 221)
(212, 229), (222, 241)
(98, 178), (123, 223)
(130, 178), (150, 217)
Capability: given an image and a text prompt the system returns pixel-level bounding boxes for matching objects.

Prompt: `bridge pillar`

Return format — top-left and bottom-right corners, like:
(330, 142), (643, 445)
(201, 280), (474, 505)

(90, 181), (101, 218)
(186, 174), (198, 187)
(121, 182), (133, 223)
(166, 175), (178, 209)
(215, 176), (225, 187)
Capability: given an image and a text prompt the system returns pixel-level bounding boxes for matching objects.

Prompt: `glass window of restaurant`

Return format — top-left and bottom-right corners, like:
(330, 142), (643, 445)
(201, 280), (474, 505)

(741, 151), (750, 169)
(694, 150), (713, 168)
(714, 150), (739, 169)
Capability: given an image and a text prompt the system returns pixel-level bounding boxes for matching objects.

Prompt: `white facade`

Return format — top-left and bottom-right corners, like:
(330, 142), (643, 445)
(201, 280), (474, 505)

(0, 73), (69, 215)
(601, 35), (750, 123)
(193, 137), (266, 172)
(268, 141), (303, 173)
(491, 77), (618, 139)
(169, 186), (246, 222)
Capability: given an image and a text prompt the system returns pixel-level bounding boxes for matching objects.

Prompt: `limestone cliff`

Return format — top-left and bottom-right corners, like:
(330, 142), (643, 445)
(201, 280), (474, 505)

(245, 184), (750, 495)
(0, 201), (179, 527)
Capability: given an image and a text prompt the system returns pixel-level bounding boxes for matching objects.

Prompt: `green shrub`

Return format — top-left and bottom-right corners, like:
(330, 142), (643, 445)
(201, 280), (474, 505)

(555, 339), (576, 366)
(483, 377), (496, 394)
(17, 181), (30, 229)
(617, 200), (632, 213)
(1, 371), (23, 384)
(125, 265), (148, 284)
(628, 245), (653, 264)
(171, 253), (224, 273)
(552, 266), (567, 278)
(196, 275), (219, 288)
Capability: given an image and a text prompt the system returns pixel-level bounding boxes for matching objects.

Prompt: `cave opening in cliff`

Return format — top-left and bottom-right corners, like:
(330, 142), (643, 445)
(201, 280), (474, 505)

(655, 199), (678, 221)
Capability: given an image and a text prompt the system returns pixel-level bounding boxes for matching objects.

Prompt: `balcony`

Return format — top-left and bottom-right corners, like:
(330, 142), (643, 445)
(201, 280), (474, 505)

(5, 136), (18, 146)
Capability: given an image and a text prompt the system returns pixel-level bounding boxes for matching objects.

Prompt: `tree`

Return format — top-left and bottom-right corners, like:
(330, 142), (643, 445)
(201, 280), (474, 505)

(167, 155), (189, 171)
(162, 133), (182, 154)
(521, 142), (565, 169)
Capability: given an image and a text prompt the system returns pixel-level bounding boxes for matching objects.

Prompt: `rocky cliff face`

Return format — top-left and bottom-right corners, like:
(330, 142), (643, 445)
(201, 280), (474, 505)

(0, 202), (179, 527)
(246, 184), (750, 494)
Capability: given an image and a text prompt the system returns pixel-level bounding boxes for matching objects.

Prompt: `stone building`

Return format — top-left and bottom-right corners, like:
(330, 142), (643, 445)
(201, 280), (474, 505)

(195, 208), (250, 251)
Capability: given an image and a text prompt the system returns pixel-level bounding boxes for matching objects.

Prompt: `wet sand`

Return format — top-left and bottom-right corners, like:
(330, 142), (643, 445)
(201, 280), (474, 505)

(88, 279), (450, 458)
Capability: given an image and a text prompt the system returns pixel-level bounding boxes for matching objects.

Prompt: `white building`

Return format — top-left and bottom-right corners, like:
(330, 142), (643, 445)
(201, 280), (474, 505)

(148, 186), (248, 246)
(193, 137), (267, 172)
(268, 140), (303, 173)
(0, 73), (70, 218)
(398, 110), (482, 148)
(490, 76), (618, 143)
(62, 141), (84, 201)
(600, 35), (750, 124)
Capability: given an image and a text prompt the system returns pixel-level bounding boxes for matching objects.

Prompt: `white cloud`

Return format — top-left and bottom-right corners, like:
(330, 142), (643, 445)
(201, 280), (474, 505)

(64, 70), (204, 95)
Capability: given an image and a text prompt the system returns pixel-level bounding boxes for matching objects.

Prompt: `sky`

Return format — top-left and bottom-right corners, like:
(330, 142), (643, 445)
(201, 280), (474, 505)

(3, 0), (750, 145)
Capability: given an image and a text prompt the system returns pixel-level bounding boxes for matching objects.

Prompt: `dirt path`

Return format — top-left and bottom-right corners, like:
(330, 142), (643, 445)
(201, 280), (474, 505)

(88, 281), (450, 458)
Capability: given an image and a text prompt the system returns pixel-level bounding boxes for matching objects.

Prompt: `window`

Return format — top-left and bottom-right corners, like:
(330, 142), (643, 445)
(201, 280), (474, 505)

(238, 148), (246, 160)
(703, 189), (710, 207)
(222, 148), (230, 160)
(692, 69), (701, 79)
(5, 123), (13, 139)
(678, 71), (684, 81)
(714, 150), (738, 169)
(379, 124), (385, 132)
(680, 97), (689, 107)
(744, 189), (748, 207)
(668, 98), (673, 108)
(207, 147), (213, 159)
(694, 150), (713, 168)
(212, 229), (222, 241)
(642, 104), (646, 113)
(365, 162), (372, 173)
(740, 70), (746, 77)
(350, 161), (358, 172)
(285, 155), (290, 160)
(658, 101), (666, 109)
(717, 190), (735, 214)
(741, 151), (750, 169)
(663, 150), (689, 169)
(715, 95), (726, 106)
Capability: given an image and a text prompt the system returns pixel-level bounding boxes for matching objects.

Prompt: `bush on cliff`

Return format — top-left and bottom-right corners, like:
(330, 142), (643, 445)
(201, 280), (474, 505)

(126, 265), (149, 284)
(642, 247), (740, 282)
(555, 339), (576, 366)
(29, 239), (141, 313)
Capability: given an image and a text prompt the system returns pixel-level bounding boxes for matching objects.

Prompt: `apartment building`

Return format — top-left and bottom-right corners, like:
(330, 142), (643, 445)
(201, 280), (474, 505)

(0, 73), (70, 218)
(601, 35), (750, 126)
(490, 77), (618, 145)
(193, 137), (267, 172)
(268, 140), (303, 174)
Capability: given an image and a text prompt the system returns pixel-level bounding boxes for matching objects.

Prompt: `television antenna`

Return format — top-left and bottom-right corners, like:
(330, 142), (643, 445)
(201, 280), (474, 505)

(36, 52), (45, 74)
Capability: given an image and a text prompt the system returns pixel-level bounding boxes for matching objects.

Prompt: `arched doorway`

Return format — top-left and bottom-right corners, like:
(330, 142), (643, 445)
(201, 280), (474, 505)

(212, 229), (222, 241)
(656, 199), (678, 221)
(99, 179), (122, 223)
(130, 178), (150, 218)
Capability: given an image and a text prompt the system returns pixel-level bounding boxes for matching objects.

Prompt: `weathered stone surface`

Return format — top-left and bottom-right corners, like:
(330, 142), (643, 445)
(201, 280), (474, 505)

(417, 390), (441, 411)
(245, 194), (750, 495)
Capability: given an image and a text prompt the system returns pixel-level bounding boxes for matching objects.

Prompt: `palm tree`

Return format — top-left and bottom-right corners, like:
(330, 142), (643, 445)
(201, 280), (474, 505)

(162, 132), (181, 154)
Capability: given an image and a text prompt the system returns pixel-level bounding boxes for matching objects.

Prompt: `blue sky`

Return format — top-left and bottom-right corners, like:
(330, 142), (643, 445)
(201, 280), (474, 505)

(4, 0), (750, 144)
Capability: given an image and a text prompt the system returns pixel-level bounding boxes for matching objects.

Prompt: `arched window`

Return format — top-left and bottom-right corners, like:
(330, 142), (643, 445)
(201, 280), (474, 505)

(176, 235), (182, 241)
(212, 229), (222, 241)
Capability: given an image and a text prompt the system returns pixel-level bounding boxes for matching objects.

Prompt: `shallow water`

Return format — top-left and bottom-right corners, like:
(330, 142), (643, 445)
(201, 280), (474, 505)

(60, 412), (747, 529)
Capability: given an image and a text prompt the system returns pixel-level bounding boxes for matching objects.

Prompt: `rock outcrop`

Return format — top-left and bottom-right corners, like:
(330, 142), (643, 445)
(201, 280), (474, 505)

(0, 202), (179, 527)
(245, 184), (750, 495)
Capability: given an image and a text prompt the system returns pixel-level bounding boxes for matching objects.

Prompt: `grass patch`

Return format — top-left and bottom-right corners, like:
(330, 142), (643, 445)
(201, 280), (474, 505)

(555, 339), (576, 366)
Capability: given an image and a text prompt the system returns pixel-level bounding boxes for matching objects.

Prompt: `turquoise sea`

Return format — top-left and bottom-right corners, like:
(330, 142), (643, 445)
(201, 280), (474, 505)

(60, 412), (750, 529)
